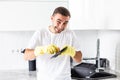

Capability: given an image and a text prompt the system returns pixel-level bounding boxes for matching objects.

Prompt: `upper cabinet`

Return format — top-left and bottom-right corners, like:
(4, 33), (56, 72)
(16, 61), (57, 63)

(69, 0), (120, 30)
(104, 0), (120, 30)
(0, 0), (68, 2)
(1, 0), (120, 31)
(69, 0), (105, 30)
(0, 1), (68, 31)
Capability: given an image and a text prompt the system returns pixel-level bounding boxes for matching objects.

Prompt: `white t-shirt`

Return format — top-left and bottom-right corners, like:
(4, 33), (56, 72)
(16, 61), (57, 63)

(27, 28), (81, 80)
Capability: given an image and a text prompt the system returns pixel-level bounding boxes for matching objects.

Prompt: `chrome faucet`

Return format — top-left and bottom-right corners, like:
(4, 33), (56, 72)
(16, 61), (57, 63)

(96, 38), (100, 72)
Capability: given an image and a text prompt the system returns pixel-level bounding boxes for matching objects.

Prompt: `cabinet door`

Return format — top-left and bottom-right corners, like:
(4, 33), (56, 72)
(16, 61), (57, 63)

(0, 2), (68, 31)
(69, 0), (105, 30)
(104, 0), (120, 30)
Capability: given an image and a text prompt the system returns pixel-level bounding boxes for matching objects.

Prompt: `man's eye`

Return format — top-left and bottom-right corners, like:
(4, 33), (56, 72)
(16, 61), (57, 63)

(63, 22), (68, 25)
(57, 21), (61, 24)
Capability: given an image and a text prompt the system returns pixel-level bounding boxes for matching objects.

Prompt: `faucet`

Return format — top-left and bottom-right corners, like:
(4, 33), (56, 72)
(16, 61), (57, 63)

(96, 38), (101, 72)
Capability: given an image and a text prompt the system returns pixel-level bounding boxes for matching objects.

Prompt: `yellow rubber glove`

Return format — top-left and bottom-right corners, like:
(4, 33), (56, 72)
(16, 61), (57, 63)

(61, 45), (76, 57)
(34, 44), (59, 56)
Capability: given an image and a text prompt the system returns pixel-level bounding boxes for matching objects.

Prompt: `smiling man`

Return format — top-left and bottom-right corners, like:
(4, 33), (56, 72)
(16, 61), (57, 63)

(24, 6), (82, 80)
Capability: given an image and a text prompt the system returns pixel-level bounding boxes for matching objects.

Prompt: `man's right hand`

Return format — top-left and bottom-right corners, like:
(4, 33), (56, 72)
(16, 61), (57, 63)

(34, 44), (59, 56)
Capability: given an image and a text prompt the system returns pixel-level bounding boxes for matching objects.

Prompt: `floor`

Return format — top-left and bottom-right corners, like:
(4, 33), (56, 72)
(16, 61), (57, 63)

(0, 70), (120, 80)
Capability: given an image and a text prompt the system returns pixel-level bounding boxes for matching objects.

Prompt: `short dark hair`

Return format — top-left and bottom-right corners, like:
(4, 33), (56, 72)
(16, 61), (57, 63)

(52, 6), (71, 17)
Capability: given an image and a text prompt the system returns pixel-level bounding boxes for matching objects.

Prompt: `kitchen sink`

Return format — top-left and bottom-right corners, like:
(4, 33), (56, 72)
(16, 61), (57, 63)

(90, 71), (117, 79)
(71, 63), (117, 80)
(71, 68), (117, 80)
(72, 72), (117, 80)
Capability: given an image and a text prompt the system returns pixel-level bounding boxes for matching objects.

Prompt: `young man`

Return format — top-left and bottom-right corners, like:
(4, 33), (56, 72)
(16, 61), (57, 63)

(24, 6), (82, 80)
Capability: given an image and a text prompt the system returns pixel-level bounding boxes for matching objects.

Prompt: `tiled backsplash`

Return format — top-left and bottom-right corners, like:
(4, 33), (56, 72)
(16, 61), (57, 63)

(0, 31), (34, 70)
(98, 30), (120, 70)
(115, 42), (120, 73)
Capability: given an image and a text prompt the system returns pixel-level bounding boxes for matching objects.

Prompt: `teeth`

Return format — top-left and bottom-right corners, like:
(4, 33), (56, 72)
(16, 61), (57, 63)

(54, 27), (59, 32)
(54, 26), (63, 33)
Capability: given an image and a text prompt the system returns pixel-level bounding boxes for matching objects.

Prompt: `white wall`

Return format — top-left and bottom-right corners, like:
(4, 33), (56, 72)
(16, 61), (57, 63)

(0, 30), (120, 71)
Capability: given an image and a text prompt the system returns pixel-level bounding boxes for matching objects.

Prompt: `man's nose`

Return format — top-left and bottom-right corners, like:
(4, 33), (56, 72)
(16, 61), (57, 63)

(59, 24), (64, 29)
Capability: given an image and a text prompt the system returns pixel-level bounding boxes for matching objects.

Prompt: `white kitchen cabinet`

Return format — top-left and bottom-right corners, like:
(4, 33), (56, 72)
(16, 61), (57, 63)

(104, 0), (120, 30)
(0, 1), (68, 31)
(69, 0), (105, 30)
(0, 0), (67, 1)
(69, 0), (120, 30)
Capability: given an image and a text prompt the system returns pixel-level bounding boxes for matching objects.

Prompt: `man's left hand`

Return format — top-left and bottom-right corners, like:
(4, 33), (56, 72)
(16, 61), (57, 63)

(61, 45), (76, 57)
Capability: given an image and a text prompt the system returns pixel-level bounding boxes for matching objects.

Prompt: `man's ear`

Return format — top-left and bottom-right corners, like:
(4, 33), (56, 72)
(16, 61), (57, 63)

(51, 16), (53, 20)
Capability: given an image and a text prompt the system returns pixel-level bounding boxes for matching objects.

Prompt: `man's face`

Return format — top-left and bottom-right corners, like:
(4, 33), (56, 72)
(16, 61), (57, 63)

(51, 13), (70, 33)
